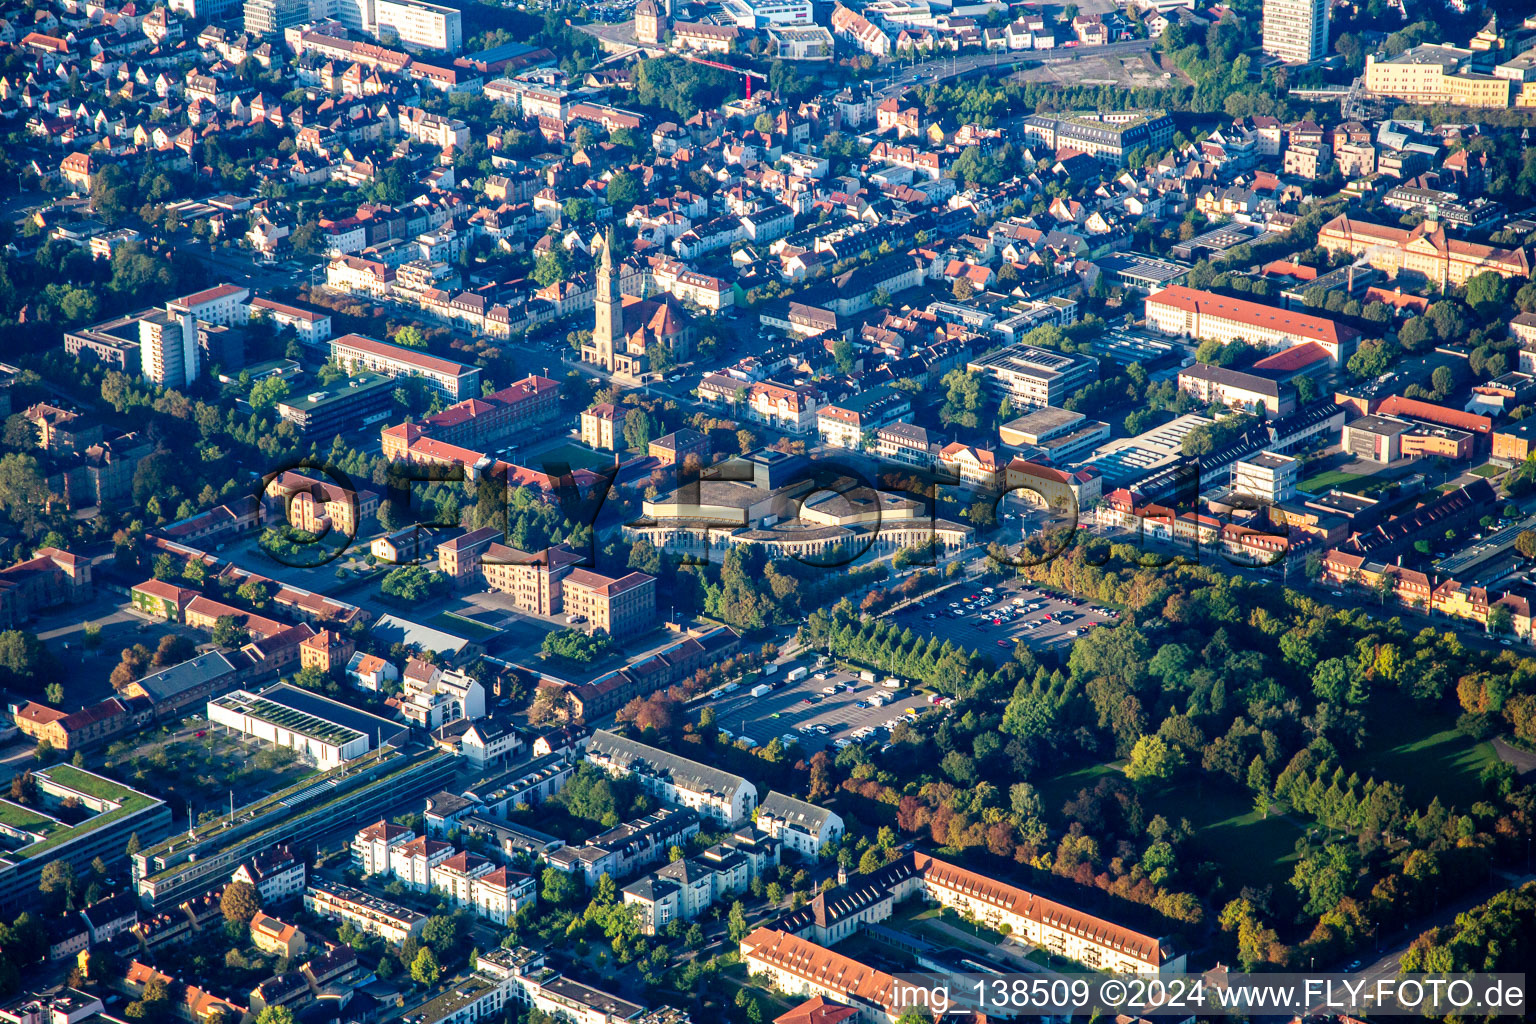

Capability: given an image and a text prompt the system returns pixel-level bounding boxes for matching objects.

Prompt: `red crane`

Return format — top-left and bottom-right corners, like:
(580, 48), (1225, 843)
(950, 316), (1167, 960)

(677, 52), (768, 99)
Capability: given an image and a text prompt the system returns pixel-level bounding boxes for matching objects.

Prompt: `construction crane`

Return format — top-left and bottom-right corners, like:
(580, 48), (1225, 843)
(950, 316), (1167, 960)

(677, 52), (768, 99)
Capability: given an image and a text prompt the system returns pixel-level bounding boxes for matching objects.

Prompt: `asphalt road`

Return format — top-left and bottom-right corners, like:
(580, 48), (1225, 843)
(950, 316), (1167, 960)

(874, 39), (1155, 99)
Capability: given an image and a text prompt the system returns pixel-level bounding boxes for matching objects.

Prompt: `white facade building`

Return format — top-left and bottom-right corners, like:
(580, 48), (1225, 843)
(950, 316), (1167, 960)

(375, 0), (462, 51)
(585, 730), (757, 826)
(754, 792), (843, 858)
(1262, 0), (1328, 63)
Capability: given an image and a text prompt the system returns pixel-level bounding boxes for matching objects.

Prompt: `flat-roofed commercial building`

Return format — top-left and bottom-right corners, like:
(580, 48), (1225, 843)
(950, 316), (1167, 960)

(1232, 451), (1299, 503)
(967, 344), (1099, 410)
(275, 373), (398, 437)
(65, 310), (149, 370)
(209, 683), (408, 769)
(330, 333), (480, 399)
(1093, 251), (1191, 294)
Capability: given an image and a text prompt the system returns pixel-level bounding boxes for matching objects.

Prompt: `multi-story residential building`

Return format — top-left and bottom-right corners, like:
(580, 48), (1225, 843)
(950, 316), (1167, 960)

(1261, 0), (1328, 64)
(1317, 214), (1531, 288)
(1144, 286), (1359, 364)
(649, 429), (710, 467)
(400, 658), (487, 729)
(586, 731), (756, 825)
(815, 386), (912, 451)
(561, 569), (656, 637)
(966, 345), (1098, 410)
(382, 376), (560, 459)
(579, 403), (621, 451)
(1020, 110), (1175, 166)
(437, 527), (504, 587)
(1004, 459), (1103, 514)
(698, 375), (823, 434)
(230, 846), (307, 906)
(545, 808), (702, 886)
(304, 879), (426, 943)
(622, 830), (779, 935)
(0, 547), (92, 629)
(872, 422), (942, 468)
(756, 851), (1184, 976)
(250, 297), (333, 348)
(330, 333), (481, 399)
(374, 0), (462, 51)
(480, 543), (583, 616)
(138, 310), (199, 390)
(754, 793), (843, 859)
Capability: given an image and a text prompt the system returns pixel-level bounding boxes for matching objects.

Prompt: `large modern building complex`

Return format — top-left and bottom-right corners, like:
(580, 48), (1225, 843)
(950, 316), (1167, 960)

(966, 345), (1099, 410)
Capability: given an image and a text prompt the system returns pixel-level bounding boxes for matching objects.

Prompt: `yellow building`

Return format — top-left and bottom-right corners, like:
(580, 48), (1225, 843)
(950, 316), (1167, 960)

(1364, 44), (1513, 108)
(1318, 214), (1531, 287)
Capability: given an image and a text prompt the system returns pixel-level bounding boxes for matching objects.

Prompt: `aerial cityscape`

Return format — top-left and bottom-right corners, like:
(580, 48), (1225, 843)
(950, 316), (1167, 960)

(0, 0), (1533, 1018)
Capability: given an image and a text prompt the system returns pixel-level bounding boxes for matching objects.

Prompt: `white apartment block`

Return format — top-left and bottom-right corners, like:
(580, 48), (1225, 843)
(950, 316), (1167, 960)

(585, 730), (757, 826)
(330, 332), (481, 399)
(622, 830), (779, 935)
(304, 879), (425, 944)
(754, 792), (843, 858)
(352, 821), (536, 925)
(401, 658), (487, 730)
(1261, 0), (1328, 64)
(375, 0), (462, 51)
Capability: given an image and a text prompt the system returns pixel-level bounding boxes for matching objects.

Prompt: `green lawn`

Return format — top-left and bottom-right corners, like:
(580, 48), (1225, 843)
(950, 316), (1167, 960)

(1298, 469), (1400, 496)
(1344, 703), (1500, 810)
(1036, 761), (1302, 890)
(1470, 463), (1506, 479)
(42, 764), (138, 803)
(0, 801), (58, 833)
(1146, 786), (1304, 889)
(432, 611), (502, 641)
(1034, 761), (1119, 818)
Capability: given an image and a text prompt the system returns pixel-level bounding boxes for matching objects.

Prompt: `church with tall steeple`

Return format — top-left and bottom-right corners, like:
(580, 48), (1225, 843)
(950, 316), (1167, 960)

(581, 229), (695, 382)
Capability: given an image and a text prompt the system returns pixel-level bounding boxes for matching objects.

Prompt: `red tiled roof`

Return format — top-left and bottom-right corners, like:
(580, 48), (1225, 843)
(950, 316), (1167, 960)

(1146, 285), (1357, 349)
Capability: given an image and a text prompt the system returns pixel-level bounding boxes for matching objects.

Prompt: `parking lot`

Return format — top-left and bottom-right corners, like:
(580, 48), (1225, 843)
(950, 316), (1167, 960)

(889, 578), (1118, 658)
(702, 663), (937, 755)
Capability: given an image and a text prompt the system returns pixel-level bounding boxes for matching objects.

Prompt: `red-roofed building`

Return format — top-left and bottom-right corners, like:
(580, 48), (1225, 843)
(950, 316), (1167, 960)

(1251, 341), (1332, 378)
(1320, 213), (1531, 287)
(331, 333), (481, 399)
(1144, 285), (1359, 364)
(0, 547), (92, 628)
(774, 996), (859, 1024)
